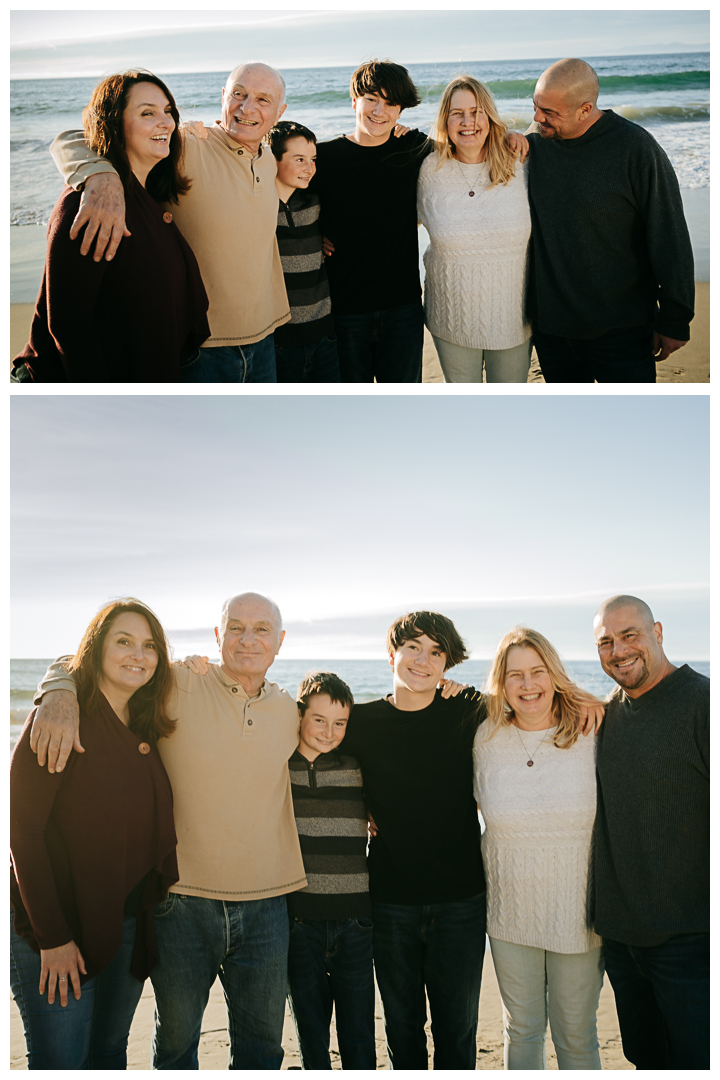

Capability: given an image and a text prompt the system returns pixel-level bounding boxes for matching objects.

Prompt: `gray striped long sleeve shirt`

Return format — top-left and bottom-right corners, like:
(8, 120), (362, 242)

(288, 749), (371, 920)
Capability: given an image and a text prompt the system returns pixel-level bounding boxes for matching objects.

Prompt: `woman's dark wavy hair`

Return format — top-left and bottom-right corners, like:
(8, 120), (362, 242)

(82, 70), (191, 204)
(68, 598), (176, 743)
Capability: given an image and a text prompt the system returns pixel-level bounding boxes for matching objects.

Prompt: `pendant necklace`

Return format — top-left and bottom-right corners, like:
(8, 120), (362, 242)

(513, 723), (551, 767)
(456, 157), (482, 197)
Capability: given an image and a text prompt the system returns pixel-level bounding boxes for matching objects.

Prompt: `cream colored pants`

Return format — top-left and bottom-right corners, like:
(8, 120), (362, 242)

(432, 334), (532, 383)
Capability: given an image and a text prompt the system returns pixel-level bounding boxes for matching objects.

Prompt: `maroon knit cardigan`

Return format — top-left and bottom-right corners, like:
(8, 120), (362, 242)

(10, 693), (178, 981)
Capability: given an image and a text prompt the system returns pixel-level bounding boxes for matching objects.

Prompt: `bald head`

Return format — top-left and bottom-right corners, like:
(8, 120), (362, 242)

(533, 58), (602, 140)
(536, 58), (599, 110)
(220, 591), (283, 633)
(594, 594), (655, 631)
(226, 63), (286, 105)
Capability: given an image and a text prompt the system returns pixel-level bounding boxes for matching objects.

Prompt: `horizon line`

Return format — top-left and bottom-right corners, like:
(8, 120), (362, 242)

(9, 47), (710, 81)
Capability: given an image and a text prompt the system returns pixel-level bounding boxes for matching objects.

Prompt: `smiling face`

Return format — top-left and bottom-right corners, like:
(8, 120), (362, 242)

(275, 136), (317, 201)
(594, 604), (666, 697)
(215, 595), (284, 686)
(297, 693), (350, 761)
(390, 633), (447, 698)
(503, 645), (555, 730)
(221, 64), (287, 150)
(447, 87), (490, 161)
(122, 81), (175, 180)
(352, 89), (402, 146)
(98, 611), (158, 703)
(533, 82), (590, 140)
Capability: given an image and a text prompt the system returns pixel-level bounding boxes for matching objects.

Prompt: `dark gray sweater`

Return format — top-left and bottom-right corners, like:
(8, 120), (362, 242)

(287, 749), (371, 920)
(527, 110), (695, 340)
(594, 664), (709, 946)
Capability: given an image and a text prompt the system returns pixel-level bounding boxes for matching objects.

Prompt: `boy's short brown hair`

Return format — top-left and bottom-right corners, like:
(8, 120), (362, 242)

(267, 120), (317, 161)
(386, 611), (469, 671)
(296, 671), (354, 716)
(350, 59), (421, 111)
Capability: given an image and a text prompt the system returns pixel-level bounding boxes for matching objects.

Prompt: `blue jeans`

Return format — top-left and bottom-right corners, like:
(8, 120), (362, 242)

(603, 933), (709, 1070)
(372, 893), (486, 1070)
(274, 334), (341, 383)
(287, 917), (376, 1070)
(180, 333), (277, 382)
(150, 892), (289, 1070)
(533, 322), (657, 382)
(334, 300), (424, 383)
(10, 910), (143, 1070)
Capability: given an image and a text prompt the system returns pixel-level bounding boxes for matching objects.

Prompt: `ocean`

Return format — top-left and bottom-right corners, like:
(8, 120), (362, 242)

(9, 52), (710, 300)
(10, 656), (711, 752)
(10, 52), (710, 226)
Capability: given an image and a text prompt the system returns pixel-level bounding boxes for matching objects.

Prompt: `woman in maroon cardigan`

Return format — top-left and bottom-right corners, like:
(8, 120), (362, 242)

(13, 71), (209, 382)
(10, 599), (179, 1069)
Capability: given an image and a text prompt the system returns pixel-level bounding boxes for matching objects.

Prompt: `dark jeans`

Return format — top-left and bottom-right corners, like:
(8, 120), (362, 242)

(287, 916), (376, 1070)
(603, 933), (709, 1070)
(372, 893), (486, 1070)
(275, 334), (341, 383)
(534, 322), (657, 383)
(180, 333), (277, 382)
(10, 910), (143, 1070)
(334, 300), (424, 383)
(151, 893), (289, 1070)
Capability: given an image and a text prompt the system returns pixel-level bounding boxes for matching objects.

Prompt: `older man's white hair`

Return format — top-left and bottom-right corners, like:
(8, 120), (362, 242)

(219, 592), (284, 633)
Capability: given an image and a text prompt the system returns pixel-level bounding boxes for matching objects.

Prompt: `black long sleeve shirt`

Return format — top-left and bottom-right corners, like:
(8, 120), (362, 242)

(341, 688), (486, 905)
(311, 131), (432, 316)
(527, 110), (695, 340)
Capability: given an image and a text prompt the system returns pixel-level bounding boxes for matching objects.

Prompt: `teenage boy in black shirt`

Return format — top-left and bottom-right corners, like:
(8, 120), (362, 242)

(311, 60), (430, 383)
(341, 611), (487, 1069)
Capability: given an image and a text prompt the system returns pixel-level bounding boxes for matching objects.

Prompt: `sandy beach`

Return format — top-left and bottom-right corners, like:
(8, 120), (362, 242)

(10, 946), (632, 1069)
(10, 281), (710, 383)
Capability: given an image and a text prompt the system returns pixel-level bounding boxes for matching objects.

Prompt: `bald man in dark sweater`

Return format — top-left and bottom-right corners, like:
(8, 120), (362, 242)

(526, 59), (694, 383)
(592, 595), (709, 1070)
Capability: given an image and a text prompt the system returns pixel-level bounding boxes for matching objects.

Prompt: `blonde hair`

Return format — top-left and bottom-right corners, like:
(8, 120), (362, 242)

(433, 75), (516, 189)
(483, 627), (601, 749)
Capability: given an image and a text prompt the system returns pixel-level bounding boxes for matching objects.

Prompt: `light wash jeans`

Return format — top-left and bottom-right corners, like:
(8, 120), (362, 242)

(489, 937), (604, 1070)
(150, 893), (289, 1069)
(432, 334), (532, 383)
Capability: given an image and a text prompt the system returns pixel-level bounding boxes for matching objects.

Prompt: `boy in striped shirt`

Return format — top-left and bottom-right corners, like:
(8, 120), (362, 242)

(287, 671), (375, 1069)
(268, 122), (340, 382)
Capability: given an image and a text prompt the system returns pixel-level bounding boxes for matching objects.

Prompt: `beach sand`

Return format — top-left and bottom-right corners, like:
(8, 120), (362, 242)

(10, 947), (632, 1069)
(421, 281), (710, 384)
(11, 284), (709, 383)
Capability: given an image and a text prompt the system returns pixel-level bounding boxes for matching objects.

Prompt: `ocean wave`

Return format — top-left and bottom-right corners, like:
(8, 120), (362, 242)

(614, 104), (709, 123)
(477, 70), (709, 100)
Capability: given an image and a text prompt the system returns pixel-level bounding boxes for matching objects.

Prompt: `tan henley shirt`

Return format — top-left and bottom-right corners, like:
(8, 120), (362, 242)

(49, 124), (291, 346)
(36, 660), (307, 902)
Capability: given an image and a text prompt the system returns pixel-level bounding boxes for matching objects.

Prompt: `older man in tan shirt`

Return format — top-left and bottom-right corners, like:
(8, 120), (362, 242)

(31, 592), (306, 1069)
(50, 64), (291, 382)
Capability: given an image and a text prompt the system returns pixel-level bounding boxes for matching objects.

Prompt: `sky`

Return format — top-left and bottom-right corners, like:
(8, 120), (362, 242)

(10, 394), (710, 660)
(10, 8), (710, 79)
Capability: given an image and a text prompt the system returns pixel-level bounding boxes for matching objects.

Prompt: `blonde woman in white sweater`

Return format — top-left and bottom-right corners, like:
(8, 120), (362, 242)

(417, 76), (532, 382)
(473, 628), (604, 1069)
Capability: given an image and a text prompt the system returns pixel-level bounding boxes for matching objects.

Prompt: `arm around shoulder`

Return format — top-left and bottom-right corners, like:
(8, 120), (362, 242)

(50, 130), (119, 190)
(31, 658), (82, 772)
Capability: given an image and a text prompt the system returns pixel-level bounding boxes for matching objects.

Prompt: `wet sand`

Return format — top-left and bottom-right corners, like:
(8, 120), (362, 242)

(10, 947), (632, 1069)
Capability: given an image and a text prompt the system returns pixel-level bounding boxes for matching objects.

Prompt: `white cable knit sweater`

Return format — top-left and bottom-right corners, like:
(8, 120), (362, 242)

(417, 152), (532, 350)
(473, 723), (602, 955)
